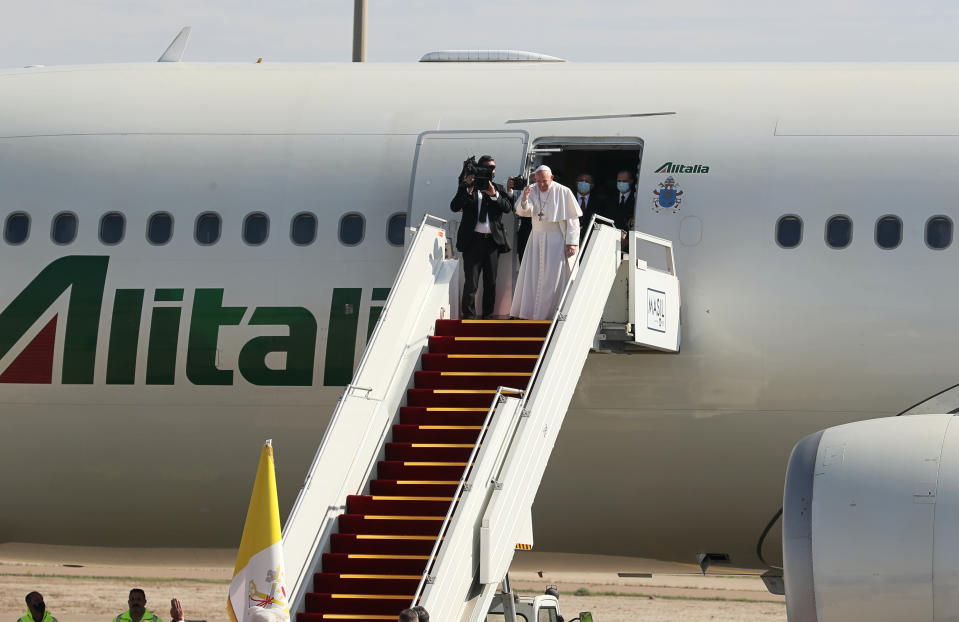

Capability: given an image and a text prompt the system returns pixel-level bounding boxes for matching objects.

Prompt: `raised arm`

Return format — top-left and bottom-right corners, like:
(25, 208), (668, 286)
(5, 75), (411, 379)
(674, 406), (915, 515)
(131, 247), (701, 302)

(450, 184), (472, 213)
(514, 185), (533, 217)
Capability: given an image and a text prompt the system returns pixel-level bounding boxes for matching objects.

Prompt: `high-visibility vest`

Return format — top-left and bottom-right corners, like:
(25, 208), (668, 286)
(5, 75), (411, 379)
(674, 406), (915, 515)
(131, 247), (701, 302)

(112, 609), (162, 622)
(19, 611), (58, 622)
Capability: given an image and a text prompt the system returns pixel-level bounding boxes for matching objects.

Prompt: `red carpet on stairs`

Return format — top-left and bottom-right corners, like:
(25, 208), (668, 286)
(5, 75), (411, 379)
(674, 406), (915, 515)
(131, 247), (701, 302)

(298, 319), (549, 622)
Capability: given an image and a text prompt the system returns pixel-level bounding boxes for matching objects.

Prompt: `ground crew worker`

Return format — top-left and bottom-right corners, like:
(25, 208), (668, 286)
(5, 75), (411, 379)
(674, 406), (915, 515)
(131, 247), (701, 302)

(19, 592), (57, 622)
(112, 589), (163, 622)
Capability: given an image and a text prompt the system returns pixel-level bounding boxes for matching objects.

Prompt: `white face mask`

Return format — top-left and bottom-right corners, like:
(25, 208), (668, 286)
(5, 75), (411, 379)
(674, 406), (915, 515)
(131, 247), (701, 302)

(617, 181), (631, 193)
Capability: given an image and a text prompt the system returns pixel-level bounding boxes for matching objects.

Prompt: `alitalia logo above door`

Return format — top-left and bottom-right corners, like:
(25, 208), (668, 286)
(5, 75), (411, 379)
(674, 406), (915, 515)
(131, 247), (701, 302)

(655, 162), (710, 174)
(0, 256), (318, 386)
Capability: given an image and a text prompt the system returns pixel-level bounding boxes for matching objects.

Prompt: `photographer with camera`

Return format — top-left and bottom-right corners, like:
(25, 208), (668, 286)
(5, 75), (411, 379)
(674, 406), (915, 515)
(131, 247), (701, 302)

(450, 155), (513, 319)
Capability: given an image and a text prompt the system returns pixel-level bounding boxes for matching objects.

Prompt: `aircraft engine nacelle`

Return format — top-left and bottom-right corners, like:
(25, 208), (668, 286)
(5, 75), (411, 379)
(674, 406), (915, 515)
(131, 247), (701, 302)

(782, 414), (959, 622)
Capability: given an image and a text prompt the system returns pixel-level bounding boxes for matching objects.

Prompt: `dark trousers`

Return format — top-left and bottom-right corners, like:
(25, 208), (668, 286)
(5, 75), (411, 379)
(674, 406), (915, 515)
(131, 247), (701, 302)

(462, 233), (499, 319)
(516, 217), (531, 260)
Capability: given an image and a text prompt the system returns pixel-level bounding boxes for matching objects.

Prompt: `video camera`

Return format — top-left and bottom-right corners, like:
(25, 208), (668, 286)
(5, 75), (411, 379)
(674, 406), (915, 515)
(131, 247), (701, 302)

(460, 156), (494, 189)
(459, 156), (528, 191)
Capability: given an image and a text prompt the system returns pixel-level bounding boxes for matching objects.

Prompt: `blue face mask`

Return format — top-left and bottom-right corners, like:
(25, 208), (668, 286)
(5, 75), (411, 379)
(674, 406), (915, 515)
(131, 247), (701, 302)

(576, 181), (591, 194)
(617, 181), (631, 193)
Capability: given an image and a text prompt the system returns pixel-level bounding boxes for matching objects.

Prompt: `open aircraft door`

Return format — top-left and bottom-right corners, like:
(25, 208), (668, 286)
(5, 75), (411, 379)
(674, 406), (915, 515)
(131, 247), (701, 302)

(408, 131), (529, 317)
(628, 231), (681, 352)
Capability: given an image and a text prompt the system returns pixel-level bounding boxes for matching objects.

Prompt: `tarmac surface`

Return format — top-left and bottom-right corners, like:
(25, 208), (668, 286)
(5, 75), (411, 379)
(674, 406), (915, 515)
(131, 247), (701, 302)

(0, 544), (786, 622)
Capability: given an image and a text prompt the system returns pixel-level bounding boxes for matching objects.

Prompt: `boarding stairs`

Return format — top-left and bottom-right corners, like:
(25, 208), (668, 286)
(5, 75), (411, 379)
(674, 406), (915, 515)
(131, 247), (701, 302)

(283, 214), (680, 622)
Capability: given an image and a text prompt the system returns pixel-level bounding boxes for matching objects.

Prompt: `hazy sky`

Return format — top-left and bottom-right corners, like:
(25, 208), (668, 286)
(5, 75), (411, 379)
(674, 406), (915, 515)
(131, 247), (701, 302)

(2, 0), (958, 68)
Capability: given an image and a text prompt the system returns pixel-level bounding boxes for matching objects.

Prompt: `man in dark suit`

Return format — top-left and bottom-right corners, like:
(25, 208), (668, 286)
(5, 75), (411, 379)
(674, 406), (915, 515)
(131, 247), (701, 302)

(450, 155), (513, 319)
(574, 172), (607, 241)
(610, 169), (637, 231)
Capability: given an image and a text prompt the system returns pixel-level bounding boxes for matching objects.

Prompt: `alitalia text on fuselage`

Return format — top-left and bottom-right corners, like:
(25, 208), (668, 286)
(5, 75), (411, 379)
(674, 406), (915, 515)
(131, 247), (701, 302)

(0, 256), (385, 387)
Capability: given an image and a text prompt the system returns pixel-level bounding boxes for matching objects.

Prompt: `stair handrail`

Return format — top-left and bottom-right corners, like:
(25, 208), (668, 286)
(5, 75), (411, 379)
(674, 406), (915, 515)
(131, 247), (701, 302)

(285, 213), (448, 521)
(355, 213), (451, 376)
(284, 213), (452, 612)
(410, 215), (617, 608)
(411, 384), (525, 605)
(519, 213), (615, 408)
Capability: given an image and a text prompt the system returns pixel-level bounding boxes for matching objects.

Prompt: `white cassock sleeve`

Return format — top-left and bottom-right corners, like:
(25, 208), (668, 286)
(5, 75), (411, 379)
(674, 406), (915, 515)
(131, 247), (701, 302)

(558, 186), (582, 245)
(564, 217), (580, 245)
(515, 195), (533, 217)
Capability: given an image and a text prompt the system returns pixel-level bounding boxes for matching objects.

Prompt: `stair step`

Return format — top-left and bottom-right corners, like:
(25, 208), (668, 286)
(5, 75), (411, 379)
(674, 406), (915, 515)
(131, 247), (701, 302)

(414, 370), (531, 390)
(405, 389), (501, 408)
(377, 460), (466, 480)
(305, 593), (412, 615)
(299, 318), (552, 622)
(330, 533), (438, 555)
(385, 442), (474, 462)
(428, 335), (544, 355)
(313, 572), (421, 596)
(370, 479), (459, 497)
(338, 513), (444, 536)
(434, 319), (551, 337)
(392, 423), (482, 444)
(347, 494), (453, 516)
(399, 407), (490, 426)
(322, 551), (430, 573)
(420, 353), (537, 373)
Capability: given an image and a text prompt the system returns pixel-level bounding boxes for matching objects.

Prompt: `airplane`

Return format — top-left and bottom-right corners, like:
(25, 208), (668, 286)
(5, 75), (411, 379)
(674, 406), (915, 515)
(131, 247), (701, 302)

(2, 54), (957, 608)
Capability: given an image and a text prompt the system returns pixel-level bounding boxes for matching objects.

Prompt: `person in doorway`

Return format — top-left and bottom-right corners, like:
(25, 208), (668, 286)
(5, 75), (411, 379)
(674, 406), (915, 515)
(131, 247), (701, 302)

(450, 155), (513, 319)
(20, 592), (57, 622)
(507, 175), (532, 260)
(510, 165), (582, 320)
(610, 170), (637, 231)
(574, 172), (606, 241)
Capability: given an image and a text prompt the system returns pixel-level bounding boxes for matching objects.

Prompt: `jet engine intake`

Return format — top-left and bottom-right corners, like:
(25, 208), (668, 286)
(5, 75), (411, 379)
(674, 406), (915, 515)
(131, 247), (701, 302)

(782, 414), (959, 622)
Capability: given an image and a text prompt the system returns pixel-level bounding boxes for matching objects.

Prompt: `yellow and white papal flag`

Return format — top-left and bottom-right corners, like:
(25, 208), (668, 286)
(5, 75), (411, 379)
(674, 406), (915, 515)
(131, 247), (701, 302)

(228, 440), (291, 622)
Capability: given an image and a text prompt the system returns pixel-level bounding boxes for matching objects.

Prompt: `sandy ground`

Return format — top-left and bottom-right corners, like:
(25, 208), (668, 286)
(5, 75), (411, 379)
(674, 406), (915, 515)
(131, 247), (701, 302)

(0, 544), (785, 622)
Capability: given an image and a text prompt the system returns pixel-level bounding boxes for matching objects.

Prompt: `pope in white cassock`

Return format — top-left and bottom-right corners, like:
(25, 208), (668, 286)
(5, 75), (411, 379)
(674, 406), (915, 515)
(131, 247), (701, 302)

(510, 165), (583, 320)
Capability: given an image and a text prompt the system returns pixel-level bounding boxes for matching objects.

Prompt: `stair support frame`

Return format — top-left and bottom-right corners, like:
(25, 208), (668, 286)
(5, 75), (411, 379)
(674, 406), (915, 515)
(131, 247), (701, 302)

(284, 215), (458, 619)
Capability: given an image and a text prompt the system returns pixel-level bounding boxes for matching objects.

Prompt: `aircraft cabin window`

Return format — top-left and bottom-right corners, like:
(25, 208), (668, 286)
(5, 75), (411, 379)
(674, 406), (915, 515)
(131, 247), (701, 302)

(195, 212), (221, 246)
(52, 212), (78, 245)
(339, 213), (365, 246)
(926, 216), (952, 250)
(99, 212), (125, 245)
(825, 215), (852, 249)
(776, 215), (802, 248)
(291, 212), (317, 246)
(875, 215), (902, 250)
(147, 212), (173, 245)
(4, 212), (30, 245)
(387, 212), (407, 246)
(243, 212), (269, 246)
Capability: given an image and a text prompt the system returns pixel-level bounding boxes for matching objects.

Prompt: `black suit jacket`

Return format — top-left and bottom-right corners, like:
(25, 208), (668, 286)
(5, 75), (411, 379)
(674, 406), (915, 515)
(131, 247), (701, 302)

(450, 182), (513, 253)
(576, 193), (608, 240)
(607, 191), (636, 230)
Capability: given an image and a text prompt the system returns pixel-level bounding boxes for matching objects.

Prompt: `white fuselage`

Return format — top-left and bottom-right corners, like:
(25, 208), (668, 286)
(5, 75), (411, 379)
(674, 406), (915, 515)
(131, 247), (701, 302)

(1, 61), (957, 568)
